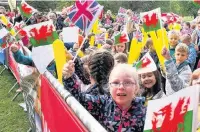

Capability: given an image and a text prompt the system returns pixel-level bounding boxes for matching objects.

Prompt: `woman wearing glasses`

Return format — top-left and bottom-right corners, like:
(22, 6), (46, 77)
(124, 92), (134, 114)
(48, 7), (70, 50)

(63, 62), (146, 132)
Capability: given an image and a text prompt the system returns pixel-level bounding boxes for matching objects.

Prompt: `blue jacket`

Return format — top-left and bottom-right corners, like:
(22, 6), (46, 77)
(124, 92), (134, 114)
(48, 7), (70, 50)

(13, 50), (57, 78)
(186, 43), (197, 71)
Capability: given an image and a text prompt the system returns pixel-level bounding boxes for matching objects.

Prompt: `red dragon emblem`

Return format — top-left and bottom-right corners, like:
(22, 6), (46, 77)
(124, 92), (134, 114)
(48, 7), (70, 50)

(151, 97), (190, 132)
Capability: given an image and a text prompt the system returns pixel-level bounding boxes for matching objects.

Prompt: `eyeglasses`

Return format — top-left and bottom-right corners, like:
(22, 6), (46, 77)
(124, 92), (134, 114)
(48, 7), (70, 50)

(109, 82), (135, 88)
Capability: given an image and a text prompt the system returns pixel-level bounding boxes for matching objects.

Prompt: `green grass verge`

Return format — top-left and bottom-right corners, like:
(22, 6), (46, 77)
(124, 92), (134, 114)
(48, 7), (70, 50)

(0, 65), (30, 132)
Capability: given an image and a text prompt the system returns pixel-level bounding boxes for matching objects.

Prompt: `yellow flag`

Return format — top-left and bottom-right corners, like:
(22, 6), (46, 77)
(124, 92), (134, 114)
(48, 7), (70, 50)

(92, 19), (99, 34)
(89, 36), (95, 47)
(149, 29), (168, 68)
(168, 23), (173, 30)
(0, 15), (16, 36)
(173, 23), (181, 31)
(97, 44), (101, 49)
(105, 32), (108, 39)
(0, 15), (8, 26)
(77, 49), (85, 58)
(53, 39), (66, 83)
(128, 39), (142, 64)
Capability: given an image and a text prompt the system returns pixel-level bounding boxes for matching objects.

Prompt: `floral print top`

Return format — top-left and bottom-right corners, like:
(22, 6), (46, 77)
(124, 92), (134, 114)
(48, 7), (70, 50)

(63, 74), (146, 132)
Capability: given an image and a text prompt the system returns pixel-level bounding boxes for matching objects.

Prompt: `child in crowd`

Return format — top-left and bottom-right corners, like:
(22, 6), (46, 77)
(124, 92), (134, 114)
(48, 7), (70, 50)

(168, 30), (180, 59)
(114, 52), (128, 65)
(139, 70), (164, 104)
(180, 34), (197, 71)
(139, 38), (159, 68)
(113, 42), (127, 55)
(181, 22), (193, 36)
(161, 43), (192, 96)
(63, 63), (146, 132)
(101, 39), (113, 52)
(107, 28), (114, 39)
(63, 50), (115, 120)
(191, 20), (200, 69)
(72, 43), (79, 52)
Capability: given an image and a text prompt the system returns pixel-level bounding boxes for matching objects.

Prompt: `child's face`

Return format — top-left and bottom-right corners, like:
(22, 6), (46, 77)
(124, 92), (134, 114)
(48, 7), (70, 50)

(109, 69), (137, 108)
(73, 44), (79, 51)
(115, 43), (125, 53)
(148, 43), (155, 52)
(169, 34), (179, 48)
(183, 23), (189, 29)
(181, 38), (190, 45)
(175, 50), (188, 65)
(140, 72), (156, 89)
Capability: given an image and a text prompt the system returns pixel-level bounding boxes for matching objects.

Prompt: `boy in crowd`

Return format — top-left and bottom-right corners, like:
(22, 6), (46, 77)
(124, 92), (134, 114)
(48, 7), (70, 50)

(162, 43), (192, 96)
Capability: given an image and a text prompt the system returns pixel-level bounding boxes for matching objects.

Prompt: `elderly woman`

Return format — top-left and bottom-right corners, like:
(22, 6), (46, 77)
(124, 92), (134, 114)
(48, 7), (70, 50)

(63, 62), (146, 131)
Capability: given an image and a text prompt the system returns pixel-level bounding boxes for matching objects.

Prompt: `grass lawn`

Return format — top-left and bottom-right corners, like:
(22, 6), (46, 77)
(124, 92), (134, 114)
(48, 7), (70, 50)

(0, 65), (30, 132)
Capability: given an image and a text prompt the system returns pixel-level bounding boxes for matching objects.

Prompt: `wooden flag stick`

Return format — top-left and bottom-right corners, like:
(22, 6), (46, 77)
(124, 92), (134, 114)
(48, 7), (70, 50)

(72, 34), (87, 62)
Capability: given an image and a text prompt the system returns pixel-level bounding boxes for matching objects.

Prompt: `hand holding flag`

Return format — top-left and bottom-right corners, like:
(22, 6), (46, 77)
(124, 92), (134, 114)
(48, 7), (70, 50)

(161, 47), (171, 60)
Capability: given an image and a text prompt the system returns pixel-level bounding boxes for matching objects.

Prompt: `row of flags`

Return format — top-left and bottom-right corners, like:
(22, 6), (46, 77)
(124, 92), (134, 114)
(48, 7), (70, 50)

(0, 1), (181, 78)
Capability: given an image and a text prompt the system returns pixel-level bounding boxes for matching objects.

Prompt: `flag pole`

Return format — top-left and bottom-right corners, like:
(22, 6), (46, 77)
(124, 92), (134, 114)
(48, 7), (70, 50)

(72, 34), (87, 62)
(14, 13), (34, 38)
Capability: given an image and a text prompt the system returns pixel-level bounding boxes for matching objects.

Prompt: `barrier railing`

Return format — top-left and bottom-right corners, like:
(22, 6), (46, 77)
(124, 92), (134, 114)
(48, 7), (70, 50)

(4, 46), (107, 132)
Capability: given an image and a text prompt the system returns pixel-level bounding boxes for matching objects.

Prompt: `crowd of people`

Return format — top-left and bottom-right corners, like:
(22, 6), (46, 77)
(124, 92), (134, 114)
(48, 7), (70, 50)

(1, 4), (200, 132)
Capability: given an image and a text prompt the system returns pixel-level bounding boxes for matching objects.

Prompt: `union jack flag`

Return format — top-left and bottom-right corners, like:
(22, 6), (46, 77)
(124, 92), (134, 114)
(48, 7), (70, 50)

(118, 7), (127, 15)
(116, 14), (126, 25)
(133, 30), (142, 42)
(95, 33), (105, 44)
(68, 0), (103, 34)
(132, 13), (140, 24)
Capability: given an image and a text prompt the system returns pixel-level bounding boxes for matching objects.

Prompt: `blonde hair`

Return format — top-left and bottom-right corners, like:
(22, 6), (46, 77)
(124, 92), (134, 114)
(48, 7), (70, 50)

(168, 30), (180, 38)
(109, 64), (139, 89)
(175, 43), (189, 54)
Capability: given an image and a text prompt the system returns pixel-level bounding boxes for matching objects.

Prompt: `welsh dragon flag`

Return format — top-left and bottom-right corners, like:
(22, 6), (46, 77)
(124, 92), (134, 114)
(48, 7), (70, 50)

(134, 52), (157, 74)
(144, 85), (199, 132)
(140, 8), (161, 32)
(113, 31), (129, 45)
(18, 1), (36, 18)
(24, 21), (59, 47)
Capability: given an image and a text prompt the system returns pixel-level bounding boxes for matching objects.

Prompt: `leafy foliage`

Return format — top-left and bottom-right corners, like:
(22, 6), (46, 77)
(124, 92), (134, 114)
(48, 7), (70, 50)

(13, 1), (200, 18)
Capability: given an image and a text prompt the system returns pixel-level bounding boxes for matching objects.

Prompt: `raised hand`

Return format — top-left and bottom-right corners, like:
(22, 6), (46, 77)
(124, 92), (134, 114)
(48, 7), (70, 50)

(161, 47), (171, 60)
(62, 60), (75, 79)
